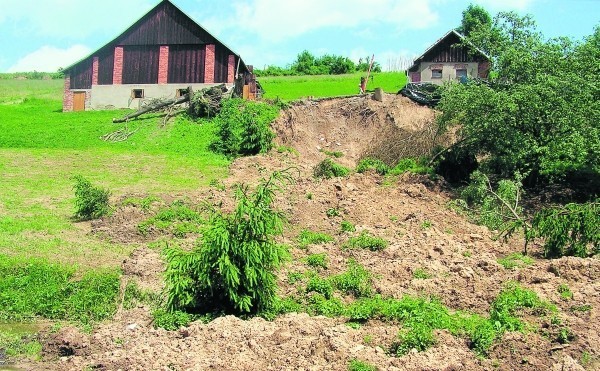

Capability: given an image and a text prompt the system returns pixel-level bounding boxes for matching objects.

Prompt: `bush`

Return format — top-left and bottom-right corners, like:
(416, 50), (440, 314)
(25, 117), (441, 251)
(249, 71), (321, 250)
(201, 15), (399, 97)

(356, 158), (389, 175)
(297, 229), (334, 247)
(152, 309), (192, 330)
(530, 200), (599, 258)
(331, 259), (373, 298)
(348, 359), (377, 371)
(314, 158), (350, 179)
(306, 276), (334, 299)
(343, 231), (388, 251)
(306, 253), (328, 269)
(388, 158), (434, 176)
(211, 99), (278, 158)
(72, 175), (110, 220)
(340, 220), (356, 233)
(163, 170), (292, 314)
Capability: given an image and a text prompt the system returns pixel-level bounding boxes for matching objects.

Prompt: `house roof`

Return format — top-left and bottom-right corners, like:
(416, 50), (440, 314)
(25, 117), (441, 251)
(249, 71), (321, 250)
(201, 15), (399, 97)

(407, 29), (490, 72)
(64, 0), (246, 72)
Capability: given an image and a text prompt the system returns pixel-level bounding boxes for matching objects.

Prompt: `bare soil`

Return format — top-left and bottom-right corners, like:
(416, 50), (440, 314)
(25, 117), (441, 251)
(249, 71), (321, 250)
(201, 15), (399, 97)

(27, 94), (599, 370)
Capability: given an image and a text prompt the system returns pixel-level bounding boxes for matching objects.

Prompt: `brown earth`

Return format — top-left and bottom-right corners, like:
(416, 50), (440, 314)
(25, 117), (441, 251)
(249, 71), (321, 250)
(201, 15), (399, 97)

(24, 94), (599, 370)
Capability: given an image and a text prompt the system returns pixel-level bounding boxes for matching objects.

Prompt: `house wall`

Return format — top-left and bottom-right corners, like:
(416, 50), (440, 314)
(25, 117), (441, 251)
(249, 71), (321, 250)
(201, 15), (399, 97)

(415, 62), (480, 85)
(88, 83), (233, 110)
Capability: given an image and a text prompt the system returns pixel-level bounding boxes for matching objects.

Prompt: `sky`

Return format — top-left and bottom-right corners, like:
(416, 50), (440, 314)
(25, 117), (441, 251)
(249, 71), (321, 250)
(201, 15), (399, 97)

(0, 0), (598, 73)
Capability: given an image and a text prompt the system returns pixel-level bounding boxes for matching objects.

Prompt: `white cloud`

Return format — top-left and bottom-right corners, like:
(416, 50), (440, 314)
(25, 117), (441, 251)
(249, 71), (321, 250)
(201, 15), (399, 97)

(202, 0), (439, 42)
(0, 0), (153, 40)
(474, 0), (537, 11)
(8, 45), (91, 72)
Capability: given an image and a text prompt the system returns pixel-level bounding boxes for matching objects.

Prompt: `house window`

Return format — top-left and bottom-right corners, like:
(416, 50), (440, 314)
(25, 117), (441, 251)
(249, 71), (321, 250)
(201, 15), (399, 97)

(132, 89), (144, 99)
(431, 69), (442, 79)
(176, 88), (189, 98)
(456, 69), (468, 79)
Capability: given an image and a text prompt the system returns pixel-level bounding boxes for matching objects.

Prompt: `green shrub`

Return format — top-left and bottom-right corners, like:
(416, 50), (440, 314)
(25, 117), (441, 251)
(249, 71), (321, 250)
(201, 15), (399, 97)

(391, 324), (436, 356)
(306, 276), (334, 299)
(530, 200), (599, 258)
(558, 284), (573, 301)
(306, 253), (328, 269)
(72, 175), (110, 220)
(163, 170), (292, 314)
(307, 293), (344, 317)
(152, 309), (192, 330)
(314, 158), (350, 179)
(348, 359), (377, 371)
(137, 201), (204, 237)
(321, 149), (344, 158)
(297, 229), (334, 247)
(331, 259), (373, 298)
(210, 98), (278, 157)
(121, 195), (160, 211)
(497, 253), (534, 270)
(388, 158), (433, 176)
(489, 282), (554, 332)
(326, 208), (340, 217)
(412, 268), (432, 279)
(356, 158), (389, 175)
(343, 231), (388, 251)
(341, 220), (356, 233)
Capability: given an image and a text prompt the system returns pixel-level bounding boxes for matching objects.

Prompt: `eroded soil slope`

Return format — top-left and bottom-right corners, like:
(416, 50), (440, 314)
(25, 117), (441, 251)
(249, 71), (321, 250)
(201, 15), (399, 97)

(36, 94), (599, 371)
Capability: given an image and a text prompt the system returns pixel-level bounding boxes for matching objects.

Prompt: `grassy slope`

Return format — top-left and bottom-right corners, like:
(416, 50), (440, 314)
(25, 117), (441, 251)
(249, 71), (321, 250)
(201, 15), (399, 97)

(259, 72), (407, 100)
(0, 80), (228, 268)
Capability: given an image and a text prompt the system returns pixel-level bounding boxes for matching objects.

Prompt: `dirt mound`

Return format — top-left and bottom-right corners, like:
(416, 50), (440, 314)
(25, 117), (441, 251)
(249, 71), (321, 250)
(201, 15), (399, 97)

(30, 94), (599, 371)
(272, 93), (442, 171)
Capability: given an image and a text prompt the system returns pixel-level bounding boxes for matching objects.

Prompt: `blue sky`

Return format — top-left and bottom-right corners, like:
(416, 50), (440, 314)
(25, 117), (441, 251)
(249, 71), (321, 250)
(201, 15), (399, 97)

(0, 0), (598, 72)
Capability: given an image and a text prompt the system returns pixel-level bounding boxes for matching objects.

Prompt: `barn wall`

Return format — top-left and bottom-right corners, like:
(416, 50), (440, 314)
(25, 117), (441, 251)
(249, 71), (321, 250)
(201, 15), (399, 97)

(168, 44), (206, 83)
(116, 2), (216, 46)
(214, 45), (229, 83)
(70, 59), (92, 89)
(98, 48), (115, 85)
(89, 83), (233, 110)
(122, 46), (160, 84)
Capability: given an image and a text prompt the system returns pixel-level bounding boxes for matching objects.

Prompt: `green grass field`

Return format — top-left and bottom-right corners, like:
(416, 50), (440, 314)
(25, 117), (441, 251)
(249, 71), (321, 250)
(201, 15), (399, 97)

(259, 72), (407, 100)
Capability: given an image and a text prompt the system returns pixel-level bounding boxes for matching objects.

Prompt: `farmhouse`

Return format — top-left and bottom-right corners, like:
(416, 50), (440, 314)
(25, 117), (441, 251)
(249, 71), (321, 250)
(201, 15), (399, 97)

(407, 29), (490, 84)
(63, 0), (249, 112)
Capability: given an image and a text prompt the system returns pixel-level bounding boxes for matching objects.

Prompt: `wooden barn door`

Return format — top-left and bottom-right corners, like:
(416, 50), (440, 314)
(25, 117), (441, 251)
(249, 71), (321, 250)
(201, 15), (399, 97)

(73, 92), (86, 111)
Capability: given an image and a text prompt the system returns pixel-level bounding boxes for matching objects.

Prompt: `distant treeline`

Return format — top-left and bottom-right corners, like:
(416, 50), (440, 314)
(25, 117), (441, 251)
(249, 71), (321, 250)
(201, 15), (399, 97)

(0, 70), (64, 80)
(254, 50), (382, 77)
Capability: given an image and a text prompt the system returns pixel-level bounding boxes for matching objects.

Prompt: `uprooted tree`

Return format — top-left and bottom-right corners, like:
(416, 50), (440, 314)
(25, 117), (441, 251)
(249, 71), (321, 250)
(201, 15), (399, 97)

(103, 84), (231, 142)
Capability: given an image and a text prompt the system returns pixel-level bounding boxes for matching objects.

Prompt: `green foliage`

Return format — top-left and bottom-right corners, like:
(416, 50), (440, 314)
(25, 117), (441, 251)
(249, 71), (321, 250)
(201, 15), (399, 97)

(287, 271), (304, 285)
(343, 231), (388, 251)
(306, 275), (334, 299)
(152, 309), (192, 330)
(391, 324), (436, 356)
(314, 158), (350, 179)
(497, 253), (534, 270)
(307, 294), (345, 317)
(557, 327), (575, 344)
(440, 17), (600, 187)
(0, 326), (41, 361)
(356, 56), (382, 73)
(340, 220), (356, 233)
(326, 208), (340, 218)
(489, 282), (555, 333)
(570, 304), (591, 312)
(306, 253), (328, 269)
(321, 149), (344, 158)
(0, 255), (119, 324)
(420, 220), (433, 229)
(330, 260), (373, 298)
(163, 170), (292, 315)
(121, 195), (160, 211)
(557, 284), (573, 301)
(137, 200), (204, 237)
(457, 4), (492, 36)
(348, 359), (377, 371)
(356, 158), (389, 175)
(211, 98), (278, 158)
(530, 201), (599, 258)
(72, 175), (110, 220)
(297, 229), (334, 247)
(412, 268), (432, 279)
(290, 50), (356, 75)
(458, 171), (527, 241)
(388, 158), (434, 176)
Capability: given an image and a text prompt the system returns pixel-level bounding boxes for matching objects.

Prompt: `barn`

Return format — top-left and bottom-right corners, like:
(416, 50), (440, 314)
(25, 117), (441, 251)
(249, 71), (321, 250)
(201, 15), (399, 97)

(407, 30), (490, 84)
(63, 0), (249, 112)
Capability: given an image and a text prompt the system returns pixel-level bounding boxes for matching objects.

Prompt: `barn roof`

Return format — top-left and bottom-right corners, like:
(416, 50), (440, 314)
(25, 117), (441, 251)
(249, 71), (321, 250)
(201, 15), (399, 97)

(407, 29), (489, 72)
(64, 0), (247, 72)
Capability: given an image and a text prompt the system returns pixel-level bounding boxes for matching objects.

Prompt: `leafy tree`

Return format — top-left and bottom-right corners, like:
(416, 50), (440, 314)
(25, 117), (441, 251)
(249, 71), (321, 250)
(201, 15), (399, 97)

(437, 13), (600, 188)
(163, 170), (293, 314)
(457, 4), (492, 36)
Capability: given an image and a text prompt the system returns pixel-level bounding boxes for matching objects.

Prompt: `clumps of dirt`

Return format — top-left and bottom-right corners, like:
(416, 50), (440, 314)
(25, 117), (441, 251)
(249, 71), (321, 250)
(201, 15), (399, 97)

(121, 247), (164, 292)
(42, 327), (91, 359)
